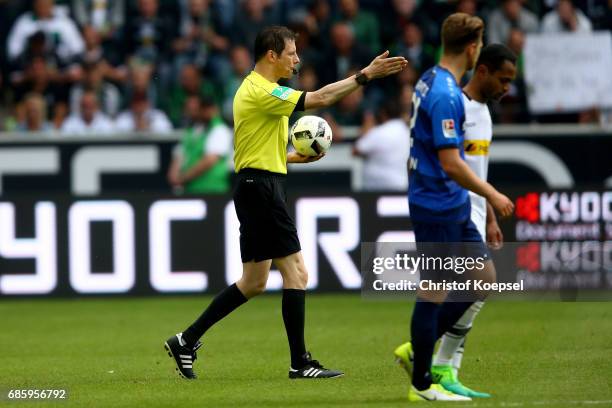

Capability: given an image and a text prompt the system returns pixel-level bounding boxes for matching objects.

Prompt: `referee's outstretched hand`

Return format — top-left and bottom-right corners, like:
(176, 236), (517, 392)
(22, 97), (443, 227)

(287, 151), (326, 163)
(362, 50), (408, 80)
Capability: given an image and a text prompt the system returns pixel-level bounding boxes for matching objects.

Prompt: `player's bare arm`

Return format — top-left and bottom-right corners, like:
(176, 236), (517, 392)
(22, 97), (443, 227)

(304, 51), (407, 110)
(486, 201), (503, 249)
(437, 147), (514, 217)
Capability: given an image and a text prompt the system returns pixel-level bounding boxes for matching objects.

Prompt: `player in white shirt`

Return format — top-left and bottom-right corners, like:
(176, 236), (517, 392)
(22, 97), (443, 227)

(431, 44), (518, 398)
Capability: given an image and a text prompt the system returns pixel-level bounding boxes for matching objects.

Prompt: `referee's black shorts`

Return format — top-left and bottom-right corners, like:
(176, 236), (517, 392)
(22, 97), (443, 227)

(233, 168), (301, 263)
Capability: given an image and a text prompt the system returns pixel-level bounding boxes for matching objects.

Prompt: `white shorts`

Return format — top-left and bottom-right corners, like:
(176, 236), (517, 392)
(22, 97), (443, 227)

(469, 193), (486, 242)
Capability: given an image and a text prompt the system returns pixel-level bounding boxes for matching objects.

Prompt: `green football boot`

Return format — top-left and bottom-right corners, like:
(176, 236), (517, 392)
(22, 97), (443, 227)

(431, 364), (491, 398)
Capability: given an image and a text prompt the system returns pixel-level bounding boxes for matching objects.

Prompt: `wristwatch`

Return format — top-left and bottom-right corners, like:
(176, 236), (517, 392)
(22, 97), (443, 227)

(355, 71), (369, 86)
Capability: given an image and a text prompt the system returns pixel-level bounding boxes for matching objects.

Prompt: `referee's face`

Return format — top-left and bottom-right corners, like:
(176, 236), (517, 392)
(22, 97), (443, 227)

(276, 39), (300, 79)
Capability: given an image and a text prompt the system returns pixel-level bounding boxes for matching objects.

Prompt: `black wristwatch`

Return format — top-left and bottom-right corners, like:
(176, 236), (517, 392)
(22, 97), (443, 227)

(355, 71), (369, 86)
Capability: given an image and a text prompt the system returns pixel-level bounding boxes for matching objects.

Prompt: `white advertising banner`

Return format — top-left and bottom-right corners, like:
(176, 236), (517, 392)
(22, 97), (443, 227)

(524, 32), (612, 114)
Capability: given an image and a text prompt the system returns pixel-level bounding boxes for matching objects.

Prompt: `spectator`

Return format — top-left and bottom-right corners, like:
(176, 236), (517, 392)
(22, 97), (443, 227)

(174, 0), (230, 70)
(496, 28), (530, 123)
(395, 58), (419, 87)
(487, 0), (539, 45)
(167, 96), (232, 194)
(319, 22), (371, 84)
(416, 0), (455, 40)
(231, 0), (278, 49)
(123, 61), (157, 112)
(398, 83), (414, 124)
(166, 64), (220, 127)
(210, 0), (237, 32)
(322, 69), (373, 141)
(122, 0), (176, 63)
(290, 64), (319, 93)
(80, 24), (127, 82)
(69, 61), (121, 118)
(393, 22), (436, 73)
(71, 0), (125, 40)
(16, 93), (53, 132)
(382, 0), (436, 47)
(115, 91), (172, 133)
(288, 21), (321, 70)
(352, 99), (410, 192)
(542, 0), (593, 32)
(456, 0), (478, 15)
(304, 0), (333, 51)
(507, 27), (525, 57)
(221, 46), (253, 122)
(288, 65), (323, 123)
(61, 90), (115, 134)
(80, 24), (105, 64)
(8, 13), (83, 127)
(336, 0), (380, 54)
(7, 0), (85, 64)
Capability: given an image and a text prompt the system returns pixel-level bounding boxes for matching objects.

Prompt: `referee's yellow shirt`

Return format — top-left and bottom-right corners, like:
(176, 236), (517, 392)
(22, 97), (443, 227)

(233, 70), (303, 174)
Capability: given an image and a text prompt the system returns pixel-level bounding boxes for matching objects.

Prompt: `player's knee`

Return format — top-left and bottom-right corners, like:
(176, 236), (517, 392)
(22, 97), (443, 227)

(250, 278), (267, 296)
(238, 277), (267, 298)
(294, 261), (308, 288)
(298, 269), (308, 288)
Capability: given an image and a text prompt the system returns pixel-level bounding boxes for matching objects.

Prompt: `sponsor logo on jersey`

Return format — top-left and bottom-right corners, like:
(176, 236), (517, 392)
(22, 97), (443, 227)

(464, 139), (490, 155)
(271, 86), (294, 100)
(442, 119), (456, 138)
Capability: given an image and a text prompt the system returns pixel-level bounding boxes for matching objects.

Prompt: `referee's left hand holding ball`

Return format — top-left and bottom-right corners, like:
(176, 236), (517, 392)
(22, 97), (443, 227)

(287, 152), (326, 163)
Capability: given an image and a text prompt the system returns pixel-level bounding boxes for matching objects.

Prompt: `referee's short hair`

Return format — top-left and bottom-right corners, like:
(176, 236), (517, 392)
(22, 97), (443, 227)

(254, 26), (297, 62)
(476, 44), (517, 73)
(441, 13), (484, 55)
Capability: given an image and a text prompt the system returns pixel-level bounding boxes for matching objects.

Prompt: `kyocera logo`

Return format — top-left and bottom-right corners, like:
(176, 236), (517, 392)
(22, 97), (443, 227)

(515, 192), (612, 224)
(515, 193), (540, 223)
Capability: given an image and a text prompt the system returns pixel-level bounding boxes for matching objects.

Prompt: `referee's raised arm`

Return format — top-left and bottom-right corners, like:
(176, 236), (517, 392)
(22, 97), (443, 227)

(304, 50), (408, 110)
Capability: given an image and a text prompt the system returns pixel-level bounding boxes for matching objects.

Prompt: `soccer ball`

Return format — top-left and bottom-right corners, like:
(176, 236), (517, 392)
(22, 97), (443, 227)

(290, 115), (332, 157)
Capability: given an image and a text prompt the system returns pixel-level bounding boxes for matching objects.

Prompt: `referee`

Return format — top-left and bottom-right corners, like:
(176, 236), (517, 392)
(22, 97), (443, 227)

(165, 25), (407, 380)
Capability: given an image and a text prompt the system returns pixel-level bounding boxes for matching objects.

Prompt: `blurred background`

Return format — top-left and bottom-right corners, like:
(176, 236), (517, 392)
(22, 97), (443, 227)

(0, 0), (610, 296)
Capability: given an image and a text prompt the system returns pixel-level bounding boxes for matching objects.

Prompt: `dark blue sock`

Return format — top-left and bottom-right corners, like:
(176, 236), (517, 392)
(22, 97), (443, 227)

(410, 299), (441, 390)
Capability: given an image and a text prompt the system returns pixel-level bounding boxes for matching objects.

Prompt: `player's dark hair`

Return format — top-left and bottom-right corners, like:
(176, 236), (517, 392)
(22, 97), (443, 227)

(441, 13), (484, 55)
(476, 44), (517, 72)
(254, 26), (297, 62)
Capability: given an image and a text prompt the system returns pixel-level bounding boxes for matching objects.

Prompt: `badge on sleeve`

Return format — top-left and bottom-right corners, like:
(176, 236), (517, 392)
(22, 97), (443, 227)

(271, 86), (294, 100)
(442, 119), (456, 138)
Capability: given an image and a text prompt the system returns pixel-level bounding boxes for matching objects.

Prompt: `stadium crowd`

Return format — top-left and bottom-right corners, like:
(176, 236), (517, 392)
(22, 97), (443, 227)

(0, 0), (610, 136)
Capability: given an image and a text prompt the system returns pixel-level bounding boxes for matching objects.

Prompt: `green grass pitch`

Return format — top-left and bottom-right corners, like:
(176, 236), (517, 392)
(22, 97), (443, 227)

(1, 294), (611, 407)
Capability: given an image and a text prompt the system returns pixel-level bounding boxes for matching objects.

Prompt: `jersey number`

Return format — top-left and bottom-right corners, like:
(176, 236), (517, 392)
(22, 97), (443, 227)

(408, 93), (421, 172)
(409, 93), (422, 130)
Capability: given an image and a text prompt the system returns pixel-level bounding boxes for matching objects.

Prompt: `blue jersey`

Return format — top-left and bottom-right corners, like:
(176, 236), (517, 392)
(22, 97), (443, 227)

(408, 65), (469, 222)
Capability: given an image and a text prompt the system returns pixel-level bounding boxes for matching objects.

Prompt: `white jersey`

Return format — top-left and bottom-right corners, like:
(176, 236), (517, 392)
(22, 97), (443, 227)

(462, 93), (492, 240)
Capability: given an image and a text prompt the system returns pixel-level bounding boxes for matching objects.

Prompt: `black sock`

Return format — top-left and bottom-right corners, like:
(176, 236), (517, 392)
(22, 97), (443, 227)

(410, 299), (441, 390)
(436, 301), (473, 340)
(182, 283), (248, 346)
(282, 289), (307, 368)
